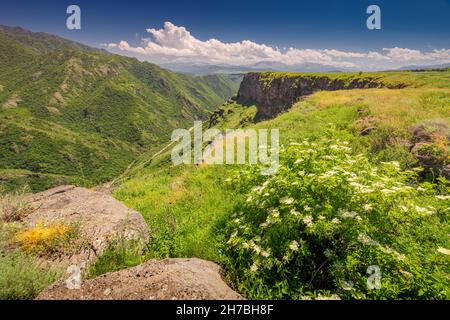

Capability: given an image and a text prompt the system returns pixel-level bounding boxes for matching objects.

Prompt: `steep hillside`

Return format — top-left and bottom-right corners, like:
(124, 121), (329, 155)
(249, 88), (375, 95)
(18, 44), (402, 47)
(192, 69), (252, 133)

(109, 70), (449, 299)
(118, 70), (450, 183)
(0, 26), (102, 73)
(0, 26), (240, 191)
(0, 26), (101, 54)
(195, 74), (241, 100)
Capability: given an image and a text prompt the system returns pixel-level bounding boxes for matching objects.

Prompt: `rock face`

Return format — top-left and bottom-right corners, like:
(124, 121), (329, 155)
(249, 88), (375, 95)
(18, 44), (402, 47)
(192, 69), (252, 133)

(23, 185), (149, 265)
(37, 258), (243, 300)
(237, 72), (406, 118)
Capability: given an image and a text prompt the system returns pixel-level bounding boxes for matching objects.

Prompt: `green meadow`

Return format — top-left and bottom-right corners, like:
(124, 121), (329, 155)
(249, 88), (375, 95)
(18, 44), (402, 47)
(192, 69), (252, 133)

(109, 70), (449, 299)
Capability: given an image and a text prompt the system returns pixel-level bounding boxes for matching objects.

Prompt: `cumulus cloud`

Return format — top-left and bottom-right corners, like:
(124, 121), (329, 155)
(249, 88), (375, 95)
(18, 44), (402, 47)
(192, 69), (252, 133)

(382, 47), (450, 62)
(103, 22), (450, 70)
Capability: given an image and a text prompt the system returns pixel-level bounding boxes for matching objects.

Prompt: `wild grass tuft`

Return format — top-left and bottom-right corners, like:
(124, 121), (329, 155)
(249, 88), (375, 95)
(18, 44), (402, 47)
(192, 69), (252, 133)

(0, 186), (32, 222)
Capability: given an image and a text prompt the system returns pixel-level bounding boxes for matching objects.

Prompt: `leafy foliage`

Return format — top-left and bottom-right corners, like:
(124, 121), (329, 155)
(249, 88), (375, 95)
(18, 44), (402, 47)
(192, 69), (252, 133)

(222, 137), (450, 299)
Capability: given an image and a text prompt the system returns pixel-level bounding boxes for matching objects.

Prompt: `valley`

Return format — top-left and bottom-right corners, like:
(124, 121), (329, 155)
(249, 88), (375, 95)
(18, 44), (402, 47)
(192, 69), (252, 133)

(0, 26), (449, 300)
(109, 70), (449, 299)
(0, 26), (240, 192)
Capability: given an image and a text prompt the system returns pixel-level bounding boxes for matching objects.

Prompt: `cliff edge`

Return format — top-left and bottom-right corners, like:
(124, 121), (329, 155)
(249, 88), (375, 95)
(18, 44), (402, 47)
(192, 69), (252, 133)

(237, 72), (407, 118)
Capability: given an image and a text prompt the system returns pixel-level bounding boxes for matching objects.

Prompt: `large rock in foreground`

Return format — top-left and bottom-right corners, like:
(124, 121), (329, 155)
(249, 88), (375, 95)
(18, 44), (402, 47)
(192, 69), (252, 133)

(37, 258), (243, 300)
(23, 185), (149, 265)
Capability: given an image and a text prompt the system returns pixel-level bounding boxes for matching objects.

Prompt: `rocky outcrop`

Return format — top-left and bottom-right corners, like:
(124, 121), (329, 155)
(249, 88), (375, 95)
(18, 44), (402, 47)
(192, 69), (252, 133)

(23, 185), (149, 265)
(37, 258), (243, 300)
(237, 72), (407, 118)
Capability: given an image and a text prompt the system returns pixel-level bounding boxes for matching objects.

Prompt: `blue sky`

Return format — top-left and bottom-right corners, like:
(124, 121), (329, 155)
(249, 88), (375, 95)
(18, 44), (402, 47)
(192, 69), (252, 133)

(1, 0), (449, 69)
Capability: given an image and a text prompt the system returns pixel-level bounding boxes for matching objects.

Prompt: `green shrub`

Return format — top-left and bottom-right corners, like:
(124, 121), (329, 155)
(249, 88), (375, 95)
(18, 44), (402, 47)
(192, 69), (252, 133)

(0, 251), (62, 300)
(145, 212), (178, 259)
(0, 223), (62, 300)
(222, 137), (450, 299)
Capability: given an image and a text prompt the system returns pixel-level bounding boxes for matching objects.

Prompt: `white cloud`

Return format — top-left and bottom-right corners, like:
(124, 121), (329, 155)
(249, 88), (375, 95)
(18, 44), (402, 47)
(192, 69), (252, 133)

(100, 43), (118, 48)
(103, 22), (450, 70)
(383, 47), (450, 63)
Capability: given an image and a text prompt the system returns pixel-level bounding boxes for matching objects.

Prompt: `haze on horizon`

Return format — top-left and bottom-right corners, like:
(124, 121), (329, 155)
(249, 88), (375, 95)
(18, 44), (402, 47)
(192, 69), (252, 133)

(1, 0), (449, 71)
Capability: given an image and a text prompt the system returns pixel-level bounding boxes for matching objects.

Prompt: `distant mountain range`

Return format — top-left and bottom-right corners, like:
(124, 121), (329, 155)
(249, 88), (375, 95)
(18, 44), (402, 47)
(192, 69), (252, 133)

(162, 61), (450, 75)
(396, 63), (450, 71)
(161, 61), (349, 75)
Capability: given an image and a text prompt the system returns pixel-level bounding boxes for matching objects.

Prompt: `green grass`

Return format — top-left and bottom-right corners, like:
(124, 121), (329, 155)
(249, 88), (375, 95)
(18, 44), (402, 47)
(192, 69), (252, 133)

(110, 71), (449, 299)
(0, 222), (62, 300)
(87, 237), (149, 278)
(256, 70), (450, 89)
(0, 250), (62, 300)
(2, 27), (449, 298)
(115, 164), (242, 261)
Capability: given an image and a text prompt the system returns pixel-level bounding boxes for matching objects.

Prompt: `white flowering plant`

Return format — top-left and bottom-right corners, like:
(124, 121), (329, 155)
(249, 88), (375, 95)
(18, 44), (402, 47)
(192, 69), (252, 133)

(222, 137), (450, 299)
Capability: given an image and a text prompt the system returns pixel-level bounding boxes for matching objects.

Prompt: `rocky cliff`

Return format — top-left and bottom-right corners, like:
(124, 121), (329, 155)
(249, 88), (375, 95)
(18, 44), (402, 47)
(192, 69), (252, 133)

(237, 72), (407, 118)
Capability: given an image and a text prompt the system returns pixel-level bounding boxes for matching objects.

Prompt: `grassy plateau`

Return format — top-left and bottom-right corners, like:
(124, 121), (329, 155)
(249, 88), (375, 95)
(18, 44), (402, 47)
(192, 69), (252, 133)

(104, 70), (450, 299)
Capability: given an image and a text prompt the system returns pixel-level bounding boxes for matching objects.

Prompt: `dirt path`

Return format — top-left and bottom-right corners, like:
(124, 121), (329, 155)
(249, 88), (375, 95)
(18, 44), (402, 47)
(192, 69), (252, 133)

(202, 130), (249, 164)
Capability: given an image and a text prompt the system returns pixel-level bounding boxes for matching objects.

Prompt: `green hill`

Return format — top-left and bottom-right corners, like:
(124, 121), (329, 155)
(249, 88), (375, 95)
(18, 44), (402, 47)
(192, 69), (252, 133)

(1, 26), (448, 299)
(0, 26), (240, 191)
(111, 70), (450, 299)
